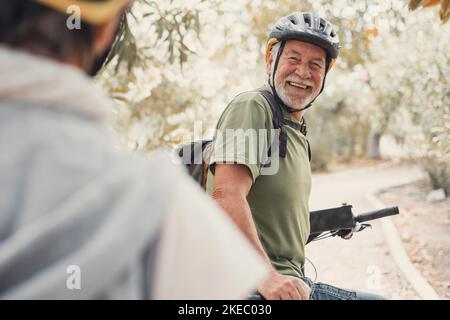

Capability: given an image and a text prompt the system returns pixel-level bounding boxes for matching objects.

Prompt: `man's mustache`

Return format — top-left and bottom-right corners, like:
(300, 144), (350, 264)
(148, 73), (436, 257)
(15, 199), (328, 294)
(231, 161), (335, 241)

(284, 76), (314, 87)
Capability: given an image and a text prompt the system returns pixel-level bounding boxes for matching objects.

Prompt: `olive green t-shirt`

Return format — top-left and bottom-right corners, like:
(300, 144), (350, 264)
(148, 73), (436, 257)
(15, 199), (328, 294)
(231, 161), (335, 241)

(206, 89), (311, 278)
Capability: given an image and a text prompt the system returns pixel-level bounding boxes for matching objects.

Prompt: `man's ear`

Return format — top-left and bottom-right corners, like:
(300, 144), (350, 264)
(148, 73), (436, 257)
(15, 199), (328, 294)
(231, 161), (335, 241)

(91, 15), (122, 55)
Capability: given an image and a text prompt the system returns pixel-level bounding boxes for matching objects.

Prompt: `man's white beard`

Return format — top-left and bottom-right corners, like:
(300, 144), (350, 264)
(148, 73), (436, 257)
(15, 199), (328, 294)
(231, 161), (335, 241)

(275, 82), (313, 111)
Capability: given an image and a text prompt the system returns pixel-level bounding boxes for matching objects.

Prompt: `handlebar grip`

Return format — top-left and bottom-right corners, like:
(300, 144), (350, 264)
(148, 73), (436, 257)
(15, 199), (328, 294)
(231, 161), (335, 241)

(355, 206), (399, 223)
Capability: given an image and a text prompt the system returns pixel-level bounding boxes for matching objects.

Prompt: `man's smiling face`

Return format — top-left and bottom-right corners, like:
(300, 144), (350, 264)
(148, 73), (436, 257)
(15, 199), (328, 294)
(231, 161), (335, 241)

(269, 40), (326, 110)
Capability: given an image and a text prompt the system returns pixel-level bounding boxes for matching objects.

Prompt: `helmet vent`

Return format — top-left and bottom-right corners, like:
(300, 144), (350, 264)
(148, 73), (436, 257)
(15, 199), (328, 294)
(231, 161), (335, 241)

(304, 15), (311, 27)
(319, 21), (326, 31)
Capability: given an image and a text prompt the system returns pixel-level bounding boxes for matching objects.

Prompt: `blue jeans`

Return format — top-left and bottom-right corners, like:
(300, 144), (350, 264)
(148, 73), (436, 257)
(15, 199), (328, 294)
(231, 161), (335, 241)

(248, 277), (384, 300)
(301, 277), (384, 300)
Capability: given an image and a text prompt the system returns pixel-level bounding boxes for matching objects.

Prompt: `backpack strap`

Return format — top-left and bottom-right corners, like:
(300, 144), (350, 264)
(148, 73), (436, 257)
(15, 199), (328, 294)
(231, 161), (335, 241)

(258, 89), (311, 162)
(284, 118), (307, 136)
(259, 89), (288, 157)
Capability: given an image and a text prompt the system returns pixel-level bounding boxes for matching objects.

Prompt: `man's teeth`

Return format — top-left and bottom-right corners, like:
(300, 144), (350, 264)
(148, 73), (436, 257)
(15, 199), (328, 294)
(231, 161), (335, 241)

(288, 81), (309, 89)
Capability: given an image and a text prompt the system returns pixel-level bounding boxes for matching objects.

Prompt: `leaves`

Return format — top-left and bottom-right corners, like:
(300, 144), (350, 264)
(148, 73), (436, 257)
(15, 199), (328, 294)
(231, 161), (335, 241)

(408, 0), (450, 23)
(105, 0), (210, 75)
(98, 0), (226, 150)
(409, 0), (424, 10)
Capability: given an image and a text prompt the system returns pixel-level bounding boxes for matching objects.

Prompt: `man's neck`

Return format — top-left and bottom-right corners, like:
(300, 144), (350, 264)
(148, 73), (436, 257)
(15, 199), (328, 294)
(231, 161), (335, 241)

(291, 110), (304, 122)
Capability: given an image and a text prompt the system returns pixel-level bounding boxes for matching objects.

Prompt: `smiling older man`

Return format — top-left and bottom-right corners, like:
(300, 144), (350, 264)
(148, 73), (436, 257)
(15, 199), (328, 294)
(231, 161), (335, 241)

(206, 12), (384, 300)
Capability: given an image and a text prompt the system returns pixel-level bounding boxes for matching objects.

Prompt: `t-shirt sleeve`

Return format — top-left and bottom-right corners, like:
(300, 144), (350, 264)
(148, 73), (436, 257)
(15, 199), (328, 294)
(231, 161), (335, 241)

(209, 93), (272, 182)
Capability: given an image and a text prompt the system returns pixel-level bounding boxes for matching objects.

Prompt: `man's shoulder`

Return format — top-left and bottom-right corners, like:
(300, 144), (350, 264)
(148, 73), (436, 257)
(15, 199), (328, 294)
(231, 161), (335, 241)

(213, 88), (274, 131)
(230, 88), (271, 110)
(220, 88), (272, 122)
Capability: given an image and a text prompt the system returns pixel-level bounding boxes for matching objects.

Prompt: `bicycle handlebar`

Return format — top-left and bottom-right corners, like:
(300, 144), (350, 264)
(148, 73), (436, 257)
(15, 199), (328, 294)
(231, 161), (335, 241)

(307, 204), (400, 244)
(355, 206), (399, 223)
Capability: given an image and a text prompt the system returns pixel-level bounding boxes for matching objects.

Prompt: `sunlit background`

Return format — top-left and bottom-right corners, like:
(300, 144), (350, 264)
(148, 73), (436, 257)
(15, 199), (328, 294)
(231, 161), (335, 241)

(98, 0), (449, 195)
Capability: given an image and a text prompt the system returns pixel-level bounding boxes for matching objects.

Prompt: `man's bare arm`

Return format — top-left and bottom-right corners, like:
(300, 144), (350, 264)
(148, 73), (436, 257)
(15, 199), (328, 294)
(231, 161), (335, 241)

(211, 164), (310, 300)
(212, 164), (271, 264)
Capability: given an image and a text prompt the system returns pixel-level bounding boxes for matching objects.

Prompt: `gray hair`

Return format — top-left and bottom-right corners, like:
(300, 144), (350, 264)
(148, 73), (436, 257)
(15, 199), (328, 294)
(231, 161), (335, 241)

(268, 42), (282, 86)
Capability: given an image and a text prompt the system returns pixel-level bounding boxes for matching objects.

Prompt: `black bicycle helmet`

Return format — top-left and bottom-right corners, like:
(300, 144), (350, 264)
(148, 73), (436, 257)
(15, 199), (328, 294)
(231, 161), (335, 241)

(265, 12), (340, 112)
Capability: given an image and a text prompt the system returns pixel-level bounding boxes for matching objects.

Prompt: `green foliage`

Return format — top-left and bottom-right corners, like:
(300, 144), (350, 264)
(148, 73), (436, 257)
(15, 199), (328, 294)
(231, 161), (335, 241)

(366, 7), (449, 192)
(408, 0), (450, 23)
(106, 0), (210, 72)
(99, 0), (223, 150)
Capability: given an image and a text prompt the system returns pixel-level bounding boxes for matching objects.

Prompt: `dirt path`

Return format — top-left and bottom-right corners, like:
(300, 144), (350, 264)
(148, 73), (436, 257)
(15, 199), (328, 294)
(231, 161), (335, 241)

(305, 162), (425, 299)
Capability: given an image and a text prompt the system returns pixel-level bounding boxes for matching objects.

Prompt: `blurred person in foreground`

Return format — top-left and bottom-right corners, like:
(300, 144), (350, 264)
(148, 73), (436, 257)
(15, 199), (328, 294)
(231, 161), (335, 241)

(206, 12), (384, 300)
(0, 0), (268, 299)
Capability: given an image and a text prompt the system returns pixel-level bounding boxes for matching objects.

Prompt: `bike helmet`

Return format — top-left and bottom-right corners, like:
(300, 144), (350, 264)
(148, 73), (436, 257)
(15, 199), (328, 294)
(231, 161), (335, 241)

(265, 12), (340, 112)
(34, 0), (132, 25)
(266, 12), (340, 72)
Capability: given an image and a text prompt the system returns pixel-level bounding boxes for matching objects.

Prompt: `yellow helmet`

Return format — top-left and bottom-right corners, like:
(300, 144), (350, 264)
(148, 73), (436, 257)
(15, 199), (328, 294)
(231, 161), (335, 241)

(34, 0), (131, 25)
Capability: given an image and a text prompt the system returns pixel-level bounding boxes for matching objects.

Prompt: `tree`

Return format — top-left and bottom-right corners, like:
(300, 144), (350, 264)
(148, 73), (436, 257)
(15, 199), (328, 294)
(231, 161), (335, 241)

(98, 0), (226, 150)
(99, 0), (279, 152)
(408, 0), (450, 23)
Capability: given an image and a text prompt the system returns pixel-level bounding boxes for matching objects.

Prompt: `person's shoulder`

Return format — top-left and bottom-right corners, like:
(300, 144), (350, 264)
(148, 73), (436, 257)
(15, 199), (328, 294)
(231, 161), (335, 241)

(213, 88), (273, 130)
(222, 88), (272, 121)
(119, 149), (191, 187)
(230, 88), (271, 111)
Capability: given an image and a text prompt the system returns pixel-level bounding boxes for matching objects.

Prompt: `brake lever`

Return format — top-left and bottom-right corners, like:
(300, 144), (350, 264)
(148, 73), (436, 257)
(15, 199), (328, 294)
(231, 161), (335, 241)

(353, 222), (371, 232)
(337, 223), (372, 240)
(337, 229), (353, 239)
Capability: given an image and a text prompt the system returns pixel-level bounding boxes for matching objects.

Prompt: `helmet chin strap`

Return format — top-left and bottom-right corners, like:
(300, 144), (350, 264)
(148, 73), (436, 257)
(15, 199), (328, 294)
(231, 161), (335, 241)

(269, 41), (288, 110)
(269, 41), (328, 114)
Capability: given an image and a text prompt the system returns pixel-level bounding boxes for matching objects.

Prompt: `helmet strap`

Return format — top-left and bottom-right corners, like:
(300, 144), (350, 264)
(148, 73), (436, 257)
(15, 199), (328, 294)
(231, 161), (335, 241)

(269, 40), (285, 95)
(270, 41), (296, 113)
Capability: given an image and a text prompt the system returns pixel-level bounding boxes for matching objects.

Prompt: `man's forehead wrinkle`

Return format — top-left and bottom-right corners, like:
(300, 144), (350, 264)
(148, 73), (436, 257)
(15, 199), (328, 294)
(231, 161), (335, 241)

(284, 48), (325, 62)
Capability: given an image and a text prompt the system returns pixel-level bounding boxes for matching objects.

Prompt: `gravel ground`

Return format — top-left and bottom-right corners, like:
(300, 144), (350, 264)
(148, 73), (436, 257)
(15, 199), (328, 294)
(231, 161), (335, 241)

(378, 179), (450, 299)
